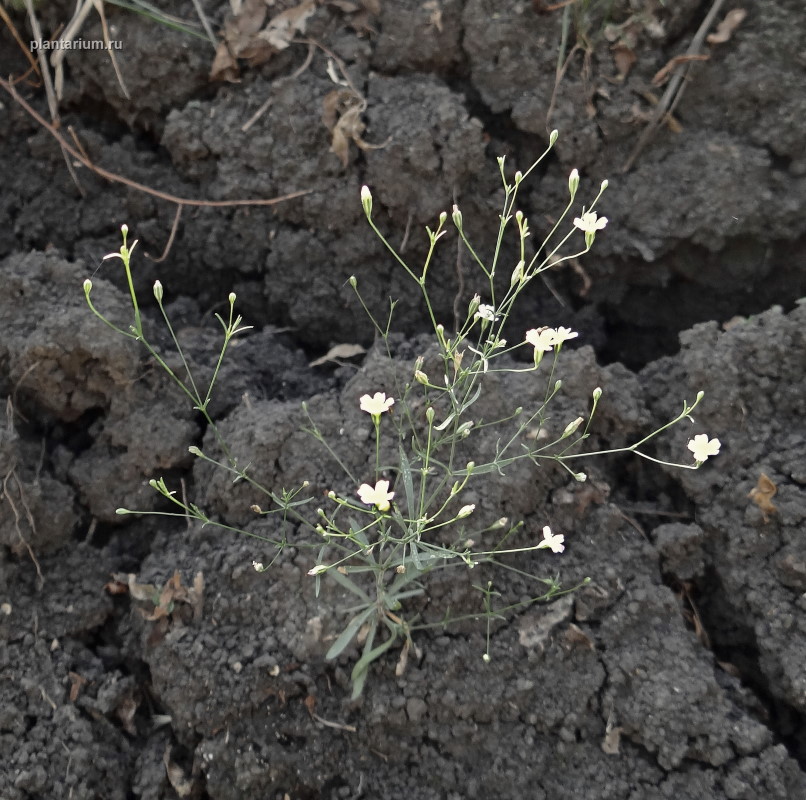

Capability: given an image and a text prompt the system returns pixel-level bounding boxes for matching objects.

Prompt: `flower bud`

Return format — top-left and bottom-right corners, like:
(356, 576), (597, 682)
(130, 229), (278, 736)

(228, 292), (236, 305)
(457, 504), (475, 519)
(482, 653), (491, 663)
(496, 517), (508, 528)
(465, 461), (475, 474)
(327, 490), (336, 500)
(396, 564), (406, 574)
(426, 407), (435, 423)
(361, 185), (372, 216)
(153, 280), (163, 302)
(188, 446), (202, 457)
(414, 370), (429, 385)
(250, 504), (262, 513)
(561, 416), (585, 438)
(308, 564), (328, 576)
(439, 211), (447, 226)
(549, 129), (559, 146)
(468, 293), (481, 316)
(569, 168), (579, 197)
(514, 171), (523, 184)
(592, 386), (602, 401)
(452, 204), (463, 229)
(554, 380), (562, 391)
(510, 260), (524, 287)
(574, 472), (587, 482)
(601, 179), (608, 191)
(83, 278), (92, 295)
(349, 275), (357, 288)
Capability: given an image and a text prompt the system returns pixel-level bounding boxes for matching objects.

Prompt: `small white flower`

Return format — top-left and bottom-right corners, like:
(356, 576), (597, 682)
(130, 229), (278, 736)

(525, 327), (558, 354)
(475, 304), (498, 323)
(308, 564), (328, 576)
(688, 434), (721, 463)
(457, 504), (476, 519)
(538, 525), (565, 553)
(553, 326), (579, 345)
(359, 392), (394, 417)
(573, 211), (608, 234)
(252, 561), (263, 571)
(357, 479), (395, 512)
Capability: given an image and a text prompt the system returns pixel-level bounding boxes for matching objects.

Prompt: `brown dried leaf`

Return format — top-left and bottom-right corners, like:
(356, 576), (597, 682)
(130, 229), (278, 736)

(652, 54), (709, 86)
(210, 41), (240, 82)
(117, 695), (139, 736)
(563, 623), (595, 650)
(309, 343), (366, 366)
(601, 726), (622, 755)
(707, 8), (747, 45)
(68, 671), (89, 703)
(114, 573), (158, 603)
(611, 43), (636, 81)
(190, 571), (205, 621)
(748, 473), (777, 521)
(422, 0), (442, 32)
(163, 746), (193, 798)
(259, 0), (316, 51)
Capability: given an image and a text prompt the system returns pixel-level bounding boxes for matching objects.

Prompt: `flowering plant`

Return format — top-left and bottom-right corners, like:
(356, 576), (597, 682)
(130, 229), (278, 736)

(86, 132), (718, 697)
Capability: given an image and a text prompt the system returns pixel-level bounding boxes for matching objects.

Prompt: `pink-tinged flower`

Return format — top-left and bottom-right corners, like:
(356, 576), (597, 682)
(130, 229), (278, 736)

(573, 211), (608, 234)
(357, 480), (395, 512)
(359, 392), (394, 417)
(538, 525), (565, 553)
(688, 434), (721, 463)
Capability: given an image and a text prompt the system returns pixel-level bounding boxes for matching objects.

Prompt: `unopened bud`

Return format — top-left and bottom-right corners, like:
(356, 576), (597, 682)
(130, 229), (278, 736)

(426, 407), (435, 423)
(153, 280), (163, 302)
(83, 278), (92, 295)
(349, 275), (357, 288)
(592, 386), (602, 401)
(415, 370), (429, 385)
(361, 185), (372, 216)
(395, 564), (406, 574)
(228, 292), (236, 305)
(601, 179), (609, 191)
(514, 171), (523, 184)
(250, 504), (262, 513)
(452, 204), (463, 228)
(574, 472), (587, 482)
(569, 168), (579, 197)
(308, 564), (328, 576)
(510, 260), (524, 287)
(496, 517), (508, 528)
(457, 504), (475, 519)
(468, 293), (481, 316)
(561, 416), (585, 438)
(439, 210), (447, 226)
(549, 129), (559, 146)
(482, 653), (491, 663)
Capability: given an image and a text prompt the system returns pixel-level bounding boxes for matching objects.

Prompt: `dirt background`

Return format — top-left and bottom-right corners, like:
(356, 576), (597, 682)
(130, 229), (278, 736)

(1, 1), (806, 798)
